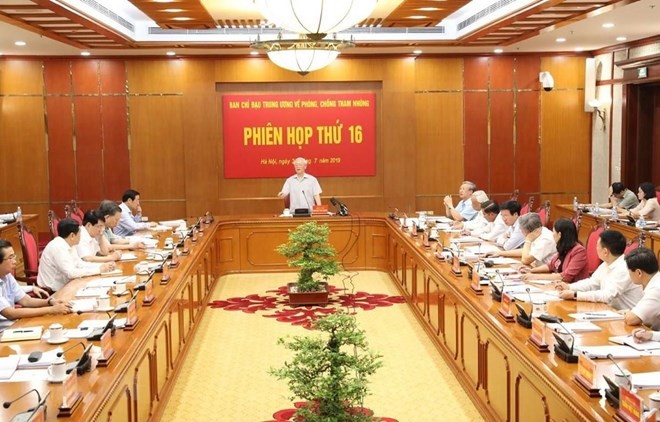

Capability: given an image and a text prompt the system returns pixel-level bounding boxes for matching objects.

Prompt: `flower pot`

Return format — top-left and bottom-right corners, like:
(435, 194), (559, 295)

(287, 282), (329, 306)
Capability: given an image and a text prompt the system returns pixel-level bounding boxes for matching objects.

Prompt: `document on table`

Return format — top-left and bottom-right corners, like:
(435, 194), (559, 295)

(547, 322), (602, 334)
(489, 257), (521, 265)
(569, 311), (624, 321)
(609, 335), (660, 351)
(631, 371), (660, 389)
(451, 236), (482, 243)
(465, 244), (502, 255)
(502, 285), (542, 294)
(576, 345), (642, 359)
(159, 219), (186, 228)
(0, 355), (19, 380)
(17, 349), (62, 369)
(76, 287), (109, 298)
(119, 252), (138, 261)
(71, 299), (97, 313)
(512, 291), (561, 302)
(0, 326), (43, 342)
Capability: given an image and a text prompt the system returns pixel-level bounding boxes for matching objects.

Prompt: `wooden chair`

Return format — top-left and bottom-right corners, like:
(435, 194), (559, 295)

(511, 189), (519, 201)
(66, 203), (83, 225)
(48, 210), (61, 238)
(624, 231), (646, 255)
(520, 195), (534, 216)
(537, 200), (550, 228)
(585, 219), (606, 275)
(16, 222), (39, 285)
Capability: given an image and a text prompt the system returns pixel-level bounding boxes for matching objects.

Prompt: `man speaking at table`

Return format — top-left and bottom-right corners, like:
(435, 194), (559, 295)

(277, 157), (322, 213)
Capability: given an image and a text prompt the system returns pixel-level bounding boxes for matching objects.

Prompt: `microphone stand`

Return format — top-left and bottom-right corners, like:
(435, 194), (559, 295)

(490, 269), (504, 302)
(514, 287), (533, 328)
(3, 389), (50, 422)
(57, 342), (93, 376)
(538, 315), (579, 363)
(603, 353), (631, 406)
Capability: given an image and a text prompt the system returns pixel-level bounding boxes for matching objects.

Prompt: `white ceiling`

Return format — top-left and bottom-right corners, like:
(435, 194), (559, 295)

(0, 0), (658, 57)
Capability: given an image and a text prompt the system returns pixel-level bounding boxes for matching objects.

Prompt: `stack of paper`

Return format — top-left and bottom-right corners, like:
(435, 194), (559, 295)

(609, 335), (660, 351)
(451, 236), (482, 243)
(76, 287), (109, 298)
(569, 311), (624, 321)
(576, 345), (642, 359)
(17, 349), (62, 369)
(71, 299), (97, 313)
(100, 268), (123, 277)
(0, 326), (43, 342)
(0, 355), (19, 379)
(512, 292), (562, 303)
(631, 371), (660, 389)
(159, 219), (186, 228)
(489, 257), (521, 265)
(119, 252), (138, 261)
(547, 322), (602, 333)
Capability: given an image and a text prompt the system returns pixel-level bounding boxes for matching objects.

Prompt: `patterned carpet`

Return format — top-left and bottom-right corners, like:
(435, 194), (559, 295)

(161, 272), (483, 421)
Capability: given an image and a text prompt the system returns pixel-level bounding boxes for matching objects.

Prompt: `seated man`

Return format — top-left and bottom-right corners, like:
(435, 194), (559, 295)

(114, 189), (156, 237)
(443, 181), (477, 222)
(556, 230), (643, 310)
(37, 218), (113, 292)
(474, 201), (508, 241)
(495, 212), (556, 267)
(455, 190), (489, 231)
(495, 200), (525, 251)
(600, 182), (638, 210)
(277, 157), (322, 212)
(99, 201), (145, 251)
(623, 247), (660, 330)
(0, 239), (71, 330)
(76, 210), (121, 263)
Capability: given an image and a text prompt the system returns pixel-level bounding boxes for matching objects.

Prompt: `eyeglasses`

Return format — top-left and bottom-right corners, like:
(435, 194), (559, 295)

(2, 254), (17, 262)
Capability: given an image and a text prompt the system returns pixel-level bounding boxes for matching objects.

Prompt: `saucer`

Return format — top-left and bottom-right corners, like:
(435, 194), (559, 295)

(47, 336), (69, 345)
(47, 375), (66, 384)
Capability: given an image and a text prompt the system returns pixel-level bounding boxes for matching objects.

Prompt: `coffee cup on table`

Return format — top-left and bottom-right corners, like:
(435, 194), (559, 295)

(49, 323), (63, 342)
(283, 208), (291, 216)
(47, 357), (66, 382)
(113, 281), (127, 295)
(96, 294), (111, 309)
(614, 370), (632, 388)
(648, 392), (660, 411)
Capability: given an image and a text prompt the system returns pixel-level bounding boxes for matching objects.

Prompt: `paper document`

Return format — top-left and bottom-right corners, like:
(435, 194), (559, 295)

(119, 253), (138, 261)
(512, 292), (561, 303)
(631, 371), (660, 389)
(451, 236), (482, 243)
(576, 345), (642, 359)
(100, 268), (123, 277)
(0, 355), (19, 380)
(547, 322), (602, 333)
(17, 349), (62, 369)
(466, 244), (502, 254)
(502, 285), (542, 294)
(569, 311), (624, 321)
(76, 287), (109, 298)
(609, 335), (660, 351)
(159, 219), (186, 228)
(489, 257), (521, 265)
(71, 299), (97, 313)
(527, 279), (554, 285)
(0, 326), (43, 342)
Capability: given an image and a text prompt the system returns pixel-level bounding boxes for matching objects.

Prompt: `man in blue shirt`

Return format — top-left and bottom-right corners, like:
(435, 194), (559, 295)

(0, 239), (71, 330)
(115, 189), (156, 237)
(444, 181), (478, 221)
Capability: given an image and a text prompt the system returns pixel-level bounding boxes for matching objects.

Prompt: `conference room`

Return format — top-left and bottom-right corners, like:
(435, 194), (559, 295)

(1, 1), (660, 421)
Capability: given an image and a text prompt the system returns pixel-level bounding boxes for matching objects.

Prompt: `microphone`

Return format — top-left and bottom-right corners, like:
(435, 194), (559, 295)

(301, 190), (312, 215)
(3, 389), (50, 421)
(607, 353), (631, 389)
(3, 388), (42, 409)
(114, 290), (139, 313)
(547, 318), (578, 363)
(514, 287), (533, 328)
(489, 269), (504, 302)
(203, 211), (214, 224)
(134, 269), (156, 291)
(56, 341), (86, 358)
(330, 197), (349, 216)
(87, 314), (117, 341)
(388, 207), (399, 220)
(57, 342), (94, 375)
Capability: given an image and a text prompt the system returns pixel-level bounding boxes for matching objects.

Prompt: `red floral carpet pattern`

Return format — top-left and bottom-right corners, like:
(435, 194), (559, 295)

(266, 401), (398, 422)
(209, 285), (405, 329)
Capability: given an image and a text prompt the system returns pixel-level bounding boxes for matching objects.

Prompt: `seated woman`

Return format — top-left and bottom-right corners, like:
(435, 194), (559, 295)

(625, 182), (660, 222)
(520, 218), (588, 283)
(490, 212), (556, 267)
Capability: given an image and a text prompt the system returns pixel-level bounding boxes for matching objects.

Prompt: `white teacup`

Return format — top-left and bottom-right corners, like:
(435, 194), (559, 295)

(649, 392), (660, 411)
(49, 323), (63, 342)
(96, 294), (111, 309)
(532, 301), (548, 315)
(113, 281), (127, 295)
(614, 370), (632, 388)
(283, 208), (291, 216)
(47, 357), (66, 381)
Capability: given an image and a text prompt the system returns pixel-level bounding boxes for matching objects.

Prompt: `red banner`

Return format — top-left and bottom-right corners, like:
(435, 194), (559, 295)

(222, 93), (376, 178)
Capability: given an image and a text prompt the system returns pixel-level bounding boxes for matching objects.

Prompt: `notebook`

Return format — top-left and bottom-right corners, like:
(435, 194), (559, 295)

(0, 326), (43, 342)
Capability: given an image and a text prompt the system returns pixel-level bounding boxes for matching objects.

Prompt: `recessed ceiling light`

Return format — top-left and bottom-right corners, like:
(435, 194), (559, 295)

(166, 51), (176, 56)
(416, 7), (440, 11)
(616, 36), (627, 42)
(574, 47), (584, 52)
(408, 15), (429, 19)
(413, 49), (423, 54)
(602, 23), (615, 28)
(163, 9), (184, 13)
(556, 37), (566, 43)
(494, 48), (503, 54)
(154, 0), (174, 2)
(14, 41), (26, 46)
(80, 51), (91, 56)
(250, 51), (259, 56)
(173, 17), (192, 21)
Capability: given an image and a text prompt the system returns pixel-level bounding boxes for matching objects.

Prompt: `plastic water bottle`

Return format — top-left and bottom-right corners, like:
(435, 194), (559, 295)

(611, 207), (618, 221)
(636, 215), (646, 229)
(573, 196), (579, 211)
(594, 202), (600, 215)
(15, 206), (22, 223)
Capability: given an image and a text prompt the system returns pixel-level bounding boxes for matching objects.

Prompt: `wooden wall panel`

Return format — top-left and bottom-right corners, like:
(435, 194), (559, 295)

(414, 58), (463, 91)
(464, 92), (489, 189)
(101, 96), (130, 200)
(46, 96), (75, 203)
(100, 60), (126, 94)
(464, 57), (489, 90)
(515, 56), (541, 91)
(127, 60), (184, 93)
(0, 59), (43, 94)
(490, 91), (515, 195)
(44, 59), (71, 94)
(491, 57), (514, 90)
(74, 96), (104, 201)
(72, 60), (100, 95)
(515, 91), (540, 195)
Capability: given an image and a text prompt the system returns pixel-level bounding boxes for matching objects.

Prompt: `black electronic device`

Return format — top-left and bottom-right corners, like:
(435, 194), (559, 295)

(293, 208), (311, 217)
(330, 197), (350, 216)
(627, 214), (636, 227)
(550, 319), (579, 364)
(114, 290), (139, 313)
(134, 270), (156, 291)
(514, 288), (533, 328)
(490, 269), (505, 302)
(87, 314), (117, 341)
(27, 351), (42, 363)
(57, 342), (93, 376)
(3, 389), (50, 422)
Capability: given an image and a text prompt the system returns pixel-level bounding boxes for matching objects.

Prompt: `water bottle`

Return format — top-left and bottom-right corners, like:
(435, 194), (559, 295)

(611, 207), (618, 221)
(16, 206), (22, 223)
(573, 196), (579, 211)
(636, 215), (646, 229)
(594, 202), (600, 215)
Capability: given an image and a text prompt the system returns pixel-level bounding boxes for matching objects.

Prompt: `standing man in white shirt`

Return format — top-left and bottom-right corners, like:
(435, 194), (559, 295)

(444, 181), (477, 221)
(37, 219), (113, 292)
(556, 230), (643, 310)
(623, 247), (660, 330)
(277, 157), (322, 212)
(115, 189), (156, 237)
(76, 210), (121, 263)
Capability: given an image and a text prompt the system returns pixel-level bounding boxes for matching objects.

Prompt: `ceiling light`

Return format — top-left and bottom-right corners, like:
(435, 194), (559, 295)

(166, 51), (176, 56)
(15, 41), (26, 46)
(81, 51), (90, 56)
(494, 48), (503, 54)
(413, 49), (422, 54)
(556, 37), (566, 43)
(173, 17), (192, 21)
(417, 7), (440, 11)
(616, 36), (627, 42)
(602, 23), (615, 28)
(163, 9), (184, 13)
(408, 15), (429, 19)
(574, 47), (584, 52)
(251, 35), (354, 76)
(254, 0), (377, 40)
(250, 51), (259, 56)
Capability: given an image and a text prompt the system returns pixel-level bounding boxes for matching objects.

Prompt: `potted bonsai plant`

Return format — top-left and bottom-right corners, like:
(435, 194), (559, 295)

(276, 221), (340, 306)
(270, 312), (383, 421)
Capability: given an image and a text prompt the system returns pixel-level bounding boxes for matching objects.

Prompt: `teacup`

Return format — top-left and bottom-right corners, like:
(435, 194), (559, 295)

(47, 357), (67, 381)
(49, 323), (63, 342)
(113, 281), (127, 295)
(649, 392), (660, 411)
(532, 301), (548, 315)
(283, 208), (291, 216)
(614, 370), (632, 388)
(96, 294), (111, 309)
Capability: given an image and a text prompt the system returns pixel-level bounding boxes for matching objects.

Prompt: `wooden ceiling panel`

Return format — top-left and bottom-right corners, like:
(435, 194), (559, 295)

(127, 0), (216, 29)
(380, 0), (469, 27)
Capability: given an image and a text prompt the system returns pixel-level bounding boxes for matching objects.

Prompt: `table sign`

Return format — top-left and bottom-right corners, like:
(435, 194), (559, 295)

(169, 249), (180, 268)
(410, 223), (418, 238)
(529, 317), (549, 352)
(143, 279), (156, 305)
(422, 231), (430, 248)
(615, 386), (649, 422)
(29, 404), (45, 422)
(574, 354), (601, 397)
(192, 227), (198, 242)
(161, 261), (171, 284)
(124, 299), (139, 331)
(96, 329), (115, 367)
(58, 371), (82, 417)
(182, 237), (192, 255)
(401, 215), (407, 230)
(469, 264), (483, 295)
(498, 293), (515, 322)
(451, 254), (462, 277)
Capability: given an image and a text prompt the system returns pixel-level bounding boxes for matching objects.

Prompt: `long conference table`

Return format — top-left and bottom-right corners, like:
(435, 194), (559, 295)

(1, 210), (659, 421)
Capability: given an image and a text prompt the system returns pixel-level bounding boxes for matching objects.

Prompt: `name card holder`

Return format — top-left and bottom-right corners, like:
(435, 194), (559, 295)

(192, 227), (199, 243)
(160, 262), (171, 284)
(422, 231), (430, 248)
(529, 317), (549, 352)
(410, 223), (418, 238)
(451, 255), (462, 277)
(615, 386), (650, 422)
(169, 249), (180, 269)
(142, 279), (156, 306)
(401, 215), (407, 231)
(58, 371), (82, 417)
(96, 329), (115, 367)
(124, 300), (139, 331)
(574, 354), (601, 397)
(469, 266), (483, 295)
(182, 237), (192, 255)
(498, 293), (515, 322)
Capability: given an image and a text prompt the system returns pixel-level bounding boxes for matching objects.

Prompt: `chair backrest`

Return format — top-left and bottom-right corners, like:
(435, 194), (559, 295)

(17, 222), (39, 278)
(537, 200), (550, 227)
(71, 200), (84, 221)
(585, 224), (605, 274)
(624, 232), (646, 255)
(520, 196), (534, 216)
(66, 203), (83, 225)
(511, 189), (519, 201)
(48, 210), (60, 238)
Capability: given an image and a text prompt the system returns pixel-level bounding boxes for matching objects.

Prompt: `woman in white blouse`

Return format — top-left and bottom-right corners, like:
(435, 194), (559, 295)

(628, 182), (660, 222)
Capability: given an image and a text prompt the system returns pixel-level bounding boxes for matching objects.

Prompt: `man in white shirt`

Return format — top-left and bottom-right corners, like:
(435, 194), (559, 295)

(115, 189), (156, 237)
(99, 201), (145, 251)
(556, 230), (643, 310)
(475, 201), (508, 241)
(495, 212), (556, 266)
(277, 157), (322, 212)
(623, 247), (660, 330)
(444, 181), (477, 221)
(1, 239), (71, 329)
(76, 210), (121, 263)
(495, 201), (525, 251)
(456, 190), (489, 231)
(37, 218), (113, 292)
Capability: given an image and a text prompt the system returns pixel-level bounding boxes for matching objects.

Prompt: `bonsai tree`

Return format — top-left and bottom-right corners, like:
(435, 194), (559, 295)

(276, 221), (340, 292)
(270, 312), (383, 422)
